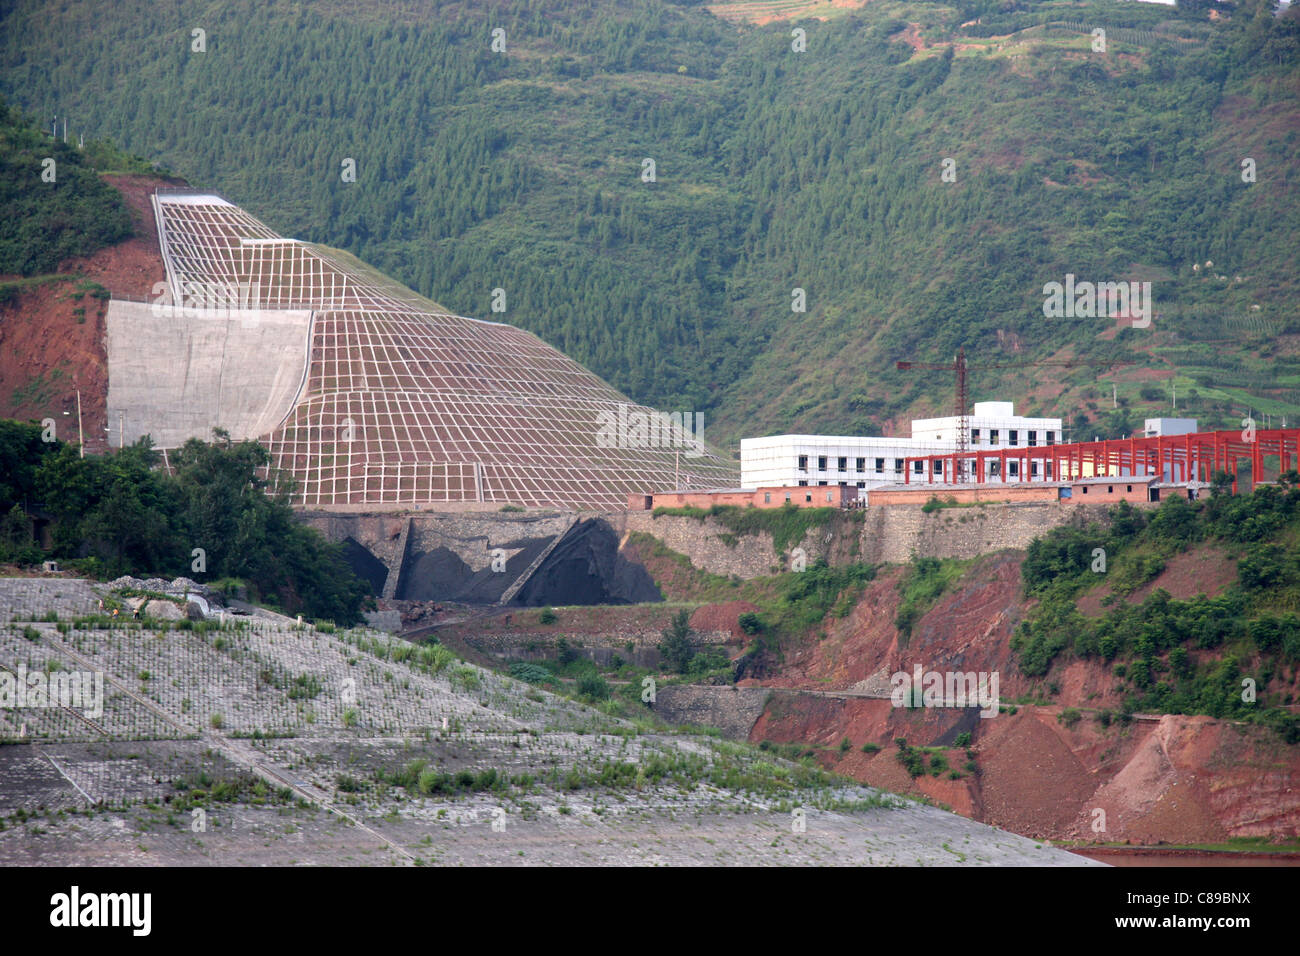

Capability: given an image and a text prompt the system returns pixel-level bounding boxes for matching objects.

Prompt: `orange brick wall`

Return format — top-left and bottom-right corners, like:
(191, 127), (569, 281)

(1069, 482), (1155, 504)
(868, 486), (1059, 506)
(645, 485), (858, 510)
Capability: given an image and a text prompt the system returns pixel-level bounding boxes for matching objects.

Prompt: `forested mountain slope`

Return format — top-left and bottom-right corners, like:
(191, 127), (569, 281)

(3, 0), (1296, 446)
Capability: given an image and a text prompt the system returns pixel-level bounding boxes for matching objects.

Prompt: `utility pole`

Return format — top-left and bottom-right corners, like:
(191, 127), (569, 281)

(75, 388), (84, 458)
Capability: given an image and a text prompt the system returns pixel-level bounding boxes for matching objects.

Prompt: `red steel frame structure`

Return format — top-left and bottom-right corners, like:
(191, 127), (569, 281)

(901, 429), (1300, 492)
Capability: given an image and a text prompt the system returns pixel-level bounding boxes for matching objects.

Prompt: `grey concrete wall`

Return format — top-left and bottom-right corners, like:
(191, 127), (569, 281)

(857, 502), (1113, 564)
(105, 300), (311, 448)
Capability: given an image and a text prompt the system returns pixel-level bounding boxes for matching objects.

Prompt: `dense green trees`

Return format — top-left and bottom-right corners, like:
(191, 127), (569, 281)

(3, 0), (1296, 441)
(1013, 481), (1300, 739)
(659, 609), (695, 673)
(0, 422), (368, 623)
(0, 99), (135, 274)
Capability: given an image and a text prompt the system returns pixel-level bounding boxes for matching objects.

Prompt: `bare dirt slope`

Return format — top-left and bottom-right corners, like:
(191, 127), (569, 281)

(0, 174), (173, 449)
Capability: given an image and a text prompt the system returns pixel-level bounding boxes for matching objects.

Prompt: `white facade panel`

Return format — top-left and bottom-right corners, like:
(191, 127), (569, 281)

(1144, 418), (1198, 437)
(741, 402), (1064, 489)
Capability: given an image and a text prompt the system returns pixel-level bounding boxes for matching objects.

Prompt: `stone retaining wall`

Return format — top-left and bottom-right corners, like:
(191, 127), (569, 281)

(651, 685), (772, 740)
(621, 502), (1112, 575)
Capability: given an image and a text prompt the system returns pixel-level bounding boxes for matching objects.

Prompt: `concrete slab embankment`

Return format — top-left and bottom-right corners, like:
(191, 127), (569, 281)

(105, 299), (311, 448)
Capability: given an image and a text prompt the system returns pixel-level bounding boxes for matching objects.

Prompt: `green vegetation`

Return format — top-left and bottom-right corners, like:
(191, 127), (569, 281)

(5, 1), (1295, 439)
(1014, 480), (1300, 740)
(0, 420), (369, 623)
(659, 609), (696, 674)
(508, 662), (553, 684)
(894, 738), (926, 779)
(168, 770), (291, 813)
(374, 760), (513, 797)
(575, 672), (610, 701)
(368, 741), (881, 807)
(776, 560), (876, 634)
(894, 556), (969, 642)
(922, 495), (980, 513)
(628, 530), (878, 679)
(449, 666), (481, 692)
(0, 99), (138, 275)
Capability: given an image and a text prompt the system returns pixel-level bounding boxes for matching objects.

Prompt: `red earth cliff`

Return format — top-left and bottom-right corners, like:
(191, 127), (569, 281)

(747, 548), (1300, 846)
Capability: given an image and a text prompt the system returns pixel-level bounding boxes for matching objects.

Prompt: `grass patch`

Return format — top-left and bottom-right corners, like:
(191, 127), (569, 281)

(894, 556), (969, 643)
(653, 503), (838, 554)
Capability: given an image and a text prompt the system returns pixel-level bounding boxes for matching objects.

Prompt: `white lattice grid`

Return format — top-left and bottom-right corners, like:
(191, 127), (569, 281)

(263, 309), (736, 509)
(156, 195), (738, 509)
(156, 198), (425, 311)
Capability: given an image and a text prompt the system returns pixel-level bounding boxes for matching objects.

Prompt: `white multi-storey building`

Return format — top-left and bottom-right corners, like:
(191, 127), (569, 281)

(739, 402), (1063, 489)
(1143, 418), (1198, 438)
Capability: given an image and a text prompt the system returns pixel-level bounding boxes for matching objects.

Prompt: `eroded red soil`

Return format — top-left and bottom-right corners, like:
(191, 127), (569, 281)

(0, 174), (173, 449)
(749, 550), (1300, 846)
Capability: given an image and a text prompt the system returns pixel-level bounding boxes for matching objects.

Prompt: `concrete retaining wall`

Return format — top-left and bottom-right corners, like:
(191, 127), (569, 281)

(858, 501), (1111, 564)
(105, 300), (311, 448)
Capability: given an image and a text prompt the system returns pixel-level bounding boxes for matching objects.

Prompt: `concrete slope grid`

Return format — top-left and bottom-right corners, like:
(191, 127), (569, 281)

(108, 190), (738, 510)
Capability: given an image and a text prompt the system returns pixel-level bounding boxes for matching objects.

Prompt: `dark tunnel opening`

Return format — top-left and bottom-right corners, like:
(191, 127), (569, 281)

(513, 519), (660, 606)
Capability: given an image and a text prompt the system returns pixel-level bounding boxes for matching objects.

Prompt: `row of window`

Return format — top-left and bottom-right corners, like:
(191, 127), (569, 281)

(798, 455), (902, 474)
(969, 429), (1056, 447)
(763, 490), (840, 503)
(794, 432), (1058, 473)
(792, 461), (1056, 484)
